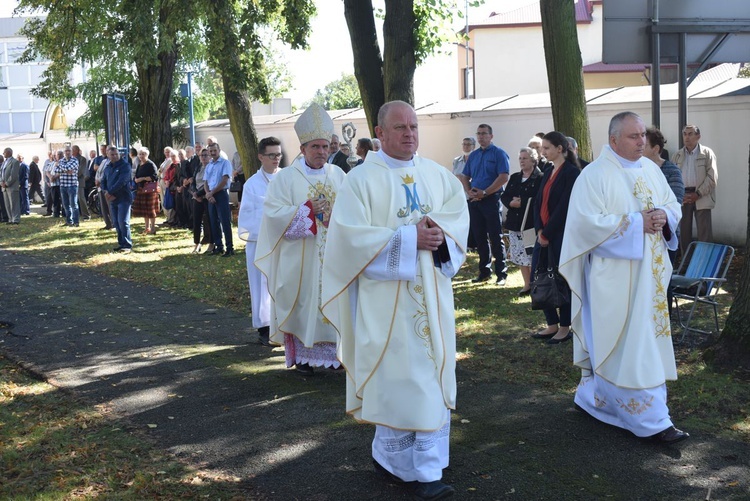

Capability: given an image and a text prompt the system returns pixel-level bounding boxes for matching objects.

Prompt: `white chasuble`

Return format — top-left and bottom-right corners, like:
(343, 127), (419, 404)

(560, 146), (681, 391)
(321, 151), (469, 432)
(255, 159), (346, 347)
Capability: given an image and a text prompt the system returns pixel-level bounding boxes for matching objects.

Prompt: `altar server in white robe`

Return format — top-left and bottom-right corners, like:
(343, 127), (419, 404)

(238, 136), (282, 347)
(321, 101), (469, 500)
(255, 103), (346, 375)
(559, 111), (689, 444)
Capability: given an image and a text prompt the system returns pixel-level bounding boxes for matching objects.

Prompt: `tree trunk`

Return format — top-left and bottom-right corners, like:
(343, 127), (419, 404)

(136, 50), (177, 166)
(707, 145), (750, 368)
(540, 0), (592, 162)
(383, 0), (416, 105)
(205, 0), (259, 177)
(343, 0), (385, 135)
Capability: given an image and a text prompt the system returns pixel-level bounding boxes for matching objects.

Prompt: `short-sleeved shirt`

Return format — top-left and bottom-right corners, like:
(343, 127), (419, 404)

(204, 157), (233, 191)
(55, 157), (80, 187)
(462, 143), (510, 190)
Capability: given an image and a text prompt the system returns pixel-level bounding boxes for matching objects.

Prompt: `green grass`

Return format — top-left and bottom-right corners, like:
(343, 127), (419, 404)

(0, 210), (748, 498)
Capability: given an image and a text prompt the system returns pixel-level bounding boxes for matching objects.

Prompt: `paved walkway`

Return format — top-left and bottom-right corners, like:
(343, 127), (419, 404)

(1, 248), (749, 500)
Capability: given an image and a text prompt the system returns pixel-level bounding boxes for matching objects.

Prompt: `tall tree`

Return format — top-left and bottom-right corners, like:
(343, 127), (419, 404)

(707, 145), (750, 368)
(540, 0), (592, 161)
(17, 0), (199, 165)
(343, 0), (472, 135)
(204, 0), (314, 178)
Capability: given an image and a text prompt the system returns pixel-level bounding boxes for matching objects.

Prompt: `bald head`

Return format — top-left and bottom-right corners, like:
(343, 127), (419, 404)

(375, 101), (419, 161)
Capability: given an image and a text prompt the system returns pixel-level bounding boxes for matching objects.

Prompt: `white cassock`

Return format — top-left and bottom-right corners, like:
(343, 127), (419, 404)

(321, 150), (469, 482)
(255, 159), (346, 367)
(237, 169), (276, 329)
(559, 145), (681, 437)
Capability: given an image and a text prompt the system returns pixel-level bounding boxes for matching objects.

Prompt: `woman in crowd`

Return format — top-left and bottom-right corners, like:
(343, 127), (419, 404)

(131, 147), (160, 235)
(645, 126), (684, 264)
(531, 132), (580, 344)
(501, 147), (543, 296)
(162, 150), (179, 227)
(191, 147), (213, 254)
(129, 147), (140, 178)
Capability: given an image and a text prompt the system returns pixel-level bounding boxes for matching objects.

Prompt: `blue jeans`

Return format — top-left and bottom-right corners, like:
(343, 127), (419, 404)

(207, 190), (233, 252)
(110, 198), (133, 249)
(60, 185), (79, 225)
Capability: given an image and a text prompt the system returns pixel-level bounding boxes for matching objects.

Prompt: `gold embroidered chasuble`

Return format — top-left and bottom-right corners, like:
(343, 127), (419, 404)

(559, 146), (681, 390)
(321, 152), (469, 432)
(255, 159), (346, 346)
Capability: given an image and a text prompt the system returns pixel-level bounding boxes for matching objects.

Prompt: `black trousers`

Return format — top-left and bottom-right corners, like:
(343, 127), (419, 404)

(468, 194), (507, 279)
(192, 197), (212, 245)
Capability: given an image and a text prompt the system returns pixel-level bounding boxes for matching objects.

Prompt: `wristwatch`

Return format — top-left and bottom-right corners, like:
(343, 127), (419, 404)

(482, 190), (487, 197)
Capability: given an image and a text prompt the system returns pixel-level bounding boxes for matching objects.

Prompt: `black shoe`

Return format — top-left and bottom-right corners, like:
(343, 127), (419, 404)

(294, 363), (314, 376)
(547, 332), (573, 344)
(118, 248), (132, 254)
(652, 426), (689, 444)
(518, 288), (531, 297)
(372, 459), (407, 485)
(413, 480), (455, 500)
(531, 329), (558, 339)
(113, 247), (123, 252)
(471, 274), (491, 283)
(210, 247), (224, 256)
(221, 249), (235, 257)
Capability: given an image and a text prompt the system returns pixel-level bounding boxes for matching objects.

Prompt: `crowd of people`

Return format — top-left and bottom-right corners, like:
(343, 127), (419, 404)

(2, 102), (716, 500)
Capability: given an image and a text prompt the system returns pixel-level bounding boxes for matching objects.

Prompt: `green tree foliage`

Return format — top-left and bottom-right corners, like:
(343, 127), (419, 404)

(17, 0), (202, 164)
(308, 74), (362, 111)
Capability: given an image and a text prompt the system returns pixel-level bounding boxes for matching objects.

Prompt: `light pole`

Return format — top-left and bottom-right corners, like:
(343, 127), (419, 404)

(180, 71), (196, 146)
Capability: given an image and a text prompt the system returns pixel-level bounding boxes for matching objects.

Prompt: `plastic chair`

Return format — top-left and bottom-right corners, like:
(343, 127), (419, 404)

(669, 241), (734, 344)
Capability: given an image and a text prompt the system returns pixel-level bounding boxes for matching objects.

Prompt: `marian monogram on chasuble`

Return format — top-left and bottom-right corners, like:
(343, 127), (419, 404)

(632, 176), (670, 338)
(306, 181), (335, 229)
(396, 171), (438, 370)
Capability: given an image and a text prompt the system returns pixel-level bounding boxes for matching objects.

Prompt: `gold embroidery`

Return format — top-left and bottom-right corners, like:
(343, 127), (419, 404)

(408, 275), (437, 370)
(594, 393), (606, 408)
(632, 175), (670, 337)
(613, 215), (630, 238)
(309, 180), (337, 313)
(616, 396), (654, 415)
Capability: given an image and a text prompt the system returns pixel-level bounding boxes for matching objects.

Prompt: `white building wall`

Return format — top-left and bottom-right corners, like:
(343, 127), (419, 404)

(197, 93), (750, 246)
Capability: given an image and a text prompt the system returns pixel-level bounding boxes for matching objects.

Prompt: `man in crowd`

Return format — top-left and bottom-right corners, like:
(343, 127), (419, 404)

(72, 145), (91, 220)
(17, 154), (30, 215)
(28, 155), (44, 206)
(567, 136), (589, 168)
(672, 124), (718, 251)
(560, 111), (688, 444)
(45, 151), (63, 218)
(327, 133), (351, 172)
(1, 148), (21, 224)
(255, 103), (346, 375)
(94, 146), (114, 230)
(237, 136), (283, 346)
(204, 142), (235, 256)
(371, 138), (381, 152)
(56, 146), (81, 227)
(322, 100), (469, 500)
(452, 137), (475, 177)
(101, 146), (134, 253)
(458, 123), (510, 285)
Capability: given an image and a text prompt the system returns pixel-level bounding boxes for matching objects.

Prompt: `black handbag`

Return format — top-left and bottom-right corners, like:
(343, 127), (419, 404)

(530, 247), (570, 310)
(229, 181), (242, 192)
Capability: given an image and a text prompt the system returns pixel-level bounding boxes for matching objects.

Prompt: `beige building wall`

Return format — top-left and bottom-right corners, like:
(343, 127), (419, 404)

(584, 72), (649, 89)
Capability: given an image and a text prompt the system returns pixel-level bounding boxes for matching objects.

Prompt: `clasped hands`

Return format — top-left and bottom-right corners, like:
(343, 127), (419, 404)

(309, 197), (329, 216)
(682, 192), (699, 205)
(417, 217), (444, 251)
(642, 208), (667, 235)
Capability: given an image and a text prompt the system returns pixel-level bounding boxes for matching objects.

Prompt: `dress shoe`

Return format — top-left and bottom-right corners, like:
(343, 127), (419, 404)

(531, 329), (557, 339)
(518, 288), (531, 297)
(652, 426), (689, 444)
(471, 274), (492, 283)
(203, 244), (215, 255)
(294, 363), (314, 376)
(413, 480), (455, 500)
(118, 248), (132, 254)
(221, 249), (235, 257)
(210, 247), (224, 256)
(547, 331), (573, 344)
(113, 247), (124, 252)
(372, 459), (407, 485)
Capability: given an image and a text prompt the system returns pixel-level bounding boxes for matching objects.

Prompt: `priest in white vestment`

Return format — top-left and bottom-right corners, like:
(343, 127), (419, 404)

(238, 136), (282, 347)
(321, 101), (469, 500)
(559, 111), (689, 444)
(255, 103), (346, 375)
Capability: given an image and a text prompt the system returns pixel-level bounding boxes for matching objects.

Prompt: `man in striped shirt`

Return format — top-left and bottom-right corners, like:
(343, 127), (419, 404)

(56, 146), (81, 227)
